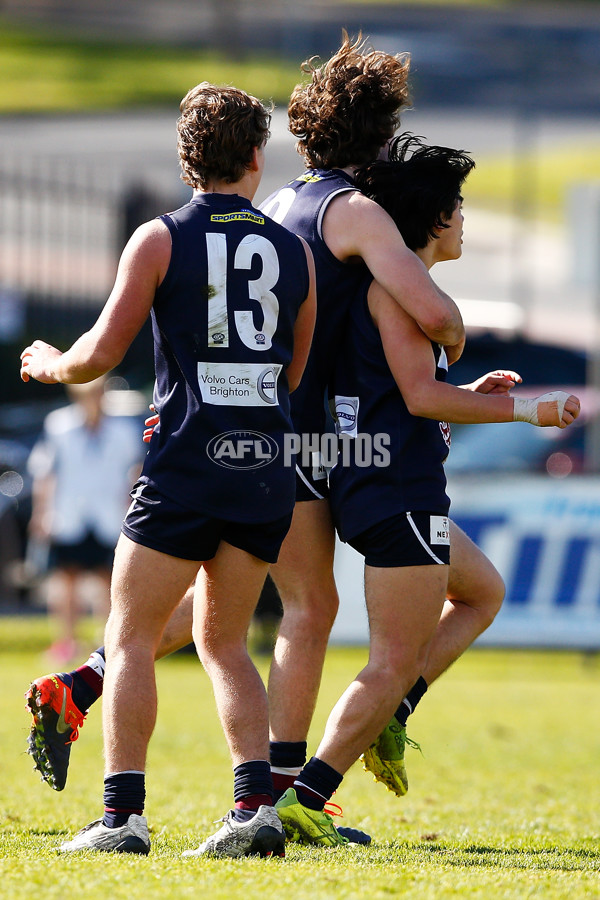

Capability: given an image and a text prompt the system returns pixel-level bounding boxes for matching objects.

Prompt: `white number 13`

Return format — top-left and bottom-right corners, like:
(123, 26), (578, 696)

(206, 233), (279, 351)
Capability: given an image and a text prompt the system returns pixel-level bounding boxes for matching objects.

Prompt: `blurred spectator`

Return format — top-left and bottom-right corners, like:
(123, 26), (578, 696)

(27, 377), (143, 663)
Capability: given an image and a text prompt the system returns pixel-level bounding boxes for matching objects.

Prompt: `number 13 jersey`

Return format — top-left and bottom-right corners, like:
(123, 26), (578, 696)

(139, 192), (310, 523)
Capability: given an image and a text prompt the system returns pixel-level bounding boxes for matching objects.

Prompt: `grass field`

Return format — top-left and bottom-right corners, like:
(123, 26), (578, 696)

(0, 616), (598, 899)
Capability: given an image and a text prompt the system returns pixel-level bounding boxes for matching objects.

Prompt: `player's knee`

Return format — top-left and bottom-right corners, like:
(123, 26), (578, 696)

(192, 622), (215, 663)
(312, 587), (339, 631)
(103, 609), (130, 651)
(469, 569), (506, 631)
(282, 582), (339, 630)
(481, 570), (505, 626)
(370, 643), (424, 689)
(194, 632), (240, 672)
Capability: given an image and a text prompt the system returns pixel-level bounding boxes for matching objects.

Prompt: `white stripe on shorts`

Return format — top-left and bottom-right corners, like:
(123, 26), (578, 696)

(295, 463), (326, 500)
(406, 511), (446, 565)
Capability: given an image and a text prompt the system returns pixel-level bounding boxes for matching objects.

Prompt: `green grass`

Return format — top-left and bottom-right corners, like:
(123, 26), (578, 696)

(1, 616), (599, 898)
(0, 19), (301, 112)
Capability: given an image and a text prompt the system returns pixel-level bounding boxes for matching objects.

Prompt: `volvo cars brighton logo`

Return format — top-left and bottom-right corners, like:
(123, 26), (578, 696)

(207, 430), (278, 469)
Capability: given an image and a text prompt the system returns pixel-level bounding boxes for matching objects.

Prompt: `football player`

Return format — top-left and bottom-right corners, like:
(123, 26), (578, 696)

(25, 32), (464, 846)
(274, 135), (580, 844)
(21, 82), (316, 857)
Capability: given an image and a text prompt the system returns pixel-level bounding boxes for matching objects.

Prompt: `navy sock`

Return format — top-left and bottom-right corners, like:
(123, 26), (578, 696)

(66, 647), (106, 714)
(269, 740), (307, 769)
(395, 676), (428, 726)
(270, 740), (307, 800)
(233, 760), (274, 810)
(232, 808), (259, 823)
(294, 756), (343, 811)
(103, 772), (145, 828)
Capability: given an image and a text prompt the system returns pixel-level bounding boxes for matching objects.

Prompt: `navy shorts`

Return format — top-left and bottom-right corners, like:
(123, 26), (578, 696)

(348, 511), (451, 568)
(122, 482), (293, 564)
(295, 460), (329, 502)
(50, 532), (115, 570)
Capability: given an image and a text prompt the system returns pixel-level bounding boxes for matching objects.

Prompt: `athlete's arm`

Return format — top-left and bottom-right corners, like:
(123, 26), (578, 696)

(369, 283), (580, 428)
(21, 220), (171, 384)
(324, 191), (465, 355)
(286, 237), (317, 392)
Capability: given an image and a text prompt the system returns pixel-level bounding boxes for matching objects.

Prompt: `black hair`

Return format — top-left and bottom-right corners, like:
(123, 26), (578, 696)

(354, 133), (475, 250)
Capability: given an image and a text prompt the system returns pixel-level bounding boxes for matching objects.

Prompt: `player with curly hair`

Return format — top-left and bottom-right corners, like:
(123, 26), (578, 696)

(21, 82), (316, 857)
(25, 34), (465, 846)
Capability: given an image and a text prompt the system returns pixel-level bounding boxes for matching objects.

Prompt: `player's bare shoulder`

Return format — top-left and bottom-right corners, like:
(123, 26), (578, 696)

(323, 188), (397, 261)
(326, 187), (383, 222)
(121, 217), (172, 287)
(131, 217), (171, 254)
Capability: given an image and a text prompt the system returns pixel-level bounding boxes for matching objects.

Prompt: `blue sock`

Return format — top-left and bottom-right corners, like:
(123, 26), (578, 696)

(62, 647), (106, 715)
(269, 740), (307, 769)
(294, 756), (343, 811)
(233, 760), (274, 812)
(270, 740), (307, 800)
(395, 676), (428, 726)
(103, 771), (145, 828)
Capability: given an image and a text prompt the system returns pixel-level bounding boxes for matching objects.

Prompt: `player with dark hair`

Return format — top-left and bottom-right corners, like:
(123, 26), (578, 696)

(358, 135), (476, 250)
(273, 134), (580, 843)
(21, 81), (316, 857)
(257, 37), (463, 838)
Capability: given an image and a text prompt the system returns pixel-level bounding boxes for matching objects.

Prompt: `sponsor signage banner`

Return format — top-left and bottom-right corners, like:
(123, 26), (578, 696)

(331, 475), (600, 648)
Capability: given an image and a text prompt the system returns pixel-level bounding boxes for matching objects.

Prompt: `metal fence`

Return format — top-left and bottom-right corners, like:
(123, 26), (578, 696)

(0, 157), (121, 309)
(0, 157), (172, 399)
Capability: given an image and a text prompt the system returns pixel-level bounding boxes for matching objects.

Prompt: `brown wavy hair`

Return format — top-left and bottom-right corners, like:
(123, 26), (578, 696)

(177, 83), (271, 189)
(288, 31), (411, 169)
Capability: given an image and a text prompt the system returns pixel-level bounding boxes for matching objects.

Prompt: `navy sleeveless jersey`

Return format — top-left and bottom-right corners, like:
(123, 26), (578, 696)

(260, 170), (368, 437)
(139, 192), (309, 523)
(329, 279), (451, 542)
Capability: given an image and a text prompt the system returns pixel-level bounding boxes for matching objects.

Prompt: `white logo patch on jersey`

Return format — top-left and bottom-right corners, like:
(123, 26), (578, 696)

(430, 515), (450, 545)
(334, 395), (359, 437)
(197, 361), (282, 407)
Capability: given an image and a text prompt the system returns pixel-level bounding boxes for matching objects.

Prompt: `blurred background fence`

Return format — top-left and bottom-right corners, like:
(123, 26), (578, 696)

(0, 159), (117, 309)
(0, 155), (174, 399)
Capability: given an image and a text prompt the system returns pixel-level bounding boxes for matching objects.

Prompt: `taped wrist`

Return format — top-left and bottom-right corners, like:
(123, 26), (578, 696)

(513, 391), (568, 426)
